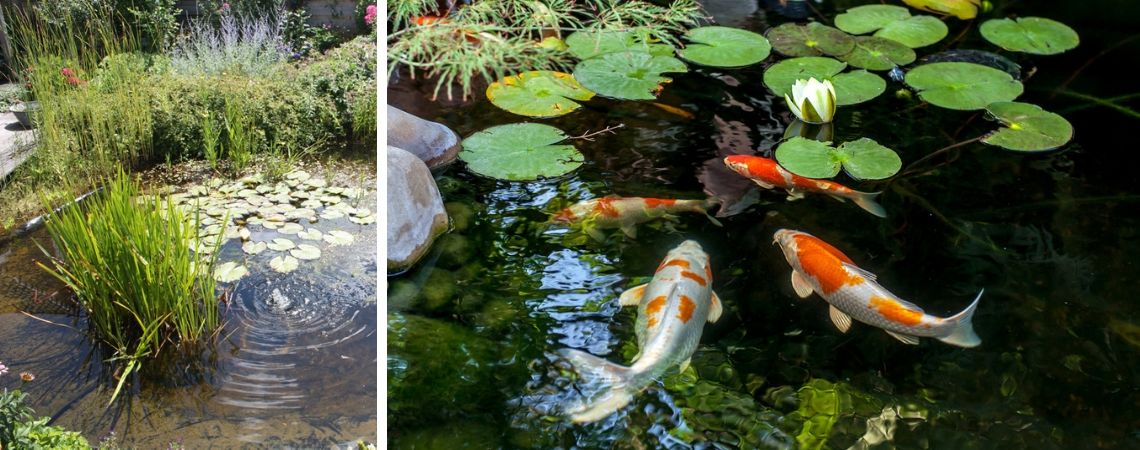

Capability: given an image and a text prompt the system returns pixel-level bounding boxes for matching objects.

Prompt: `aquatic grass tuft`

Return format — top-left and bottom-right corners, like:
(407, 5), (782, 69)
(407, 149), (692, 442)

(38, 171), (221, 403)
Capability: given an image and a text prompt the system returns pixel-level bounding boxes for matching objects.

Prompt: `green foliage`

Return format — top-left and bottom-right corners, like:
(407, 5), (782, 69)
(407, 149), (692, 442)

(982, 102), (1074, 152)
(835, 4), (948, 48)
(565, 29), (674, 60)
(281, 8), (343, 59)
(487, 71), (595, 117)
(0, 389), (90, 450)
(30, 0), (179, 51)
(774, 137), (902, 179)
(573, 52), (687, 100)
(350, 83), (377, 144)
(169, 9), (289, 78)
(763, 57), (886, 106)
(297, 35), (377, 135)
(767, 22), (855, 58)
(460, 123), (583, 180)
(838, 36), (916, 71)
(0, 84), (26, 110)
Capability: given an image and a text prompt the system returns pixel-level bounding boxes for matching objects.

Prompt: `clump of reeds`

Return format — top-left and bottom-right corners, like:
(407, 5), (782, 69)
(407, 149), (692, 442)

(38, 170), (221, 402)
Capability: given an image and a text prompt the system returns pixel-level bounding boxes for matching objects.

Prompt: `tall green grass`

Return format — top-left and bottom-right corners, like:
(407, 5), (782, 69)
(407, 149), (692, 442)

(38, 171), (220, 402)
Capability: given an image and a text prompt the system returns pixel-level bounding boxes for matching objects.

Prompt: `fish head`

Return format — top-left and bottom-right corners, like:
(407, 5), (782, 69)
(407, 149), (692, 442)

(723, 155), (781, 183)
(723, 155), (752, 177)
(669, 240), (707, 261)
(772, 229), (804, 264)
(551, 207), (577, 223)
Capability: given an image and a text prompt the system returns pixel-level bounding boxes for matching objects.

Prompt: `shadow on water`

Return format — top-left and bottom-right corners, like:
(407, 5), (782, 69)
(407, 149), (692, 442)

(389, 0), (1140, 448)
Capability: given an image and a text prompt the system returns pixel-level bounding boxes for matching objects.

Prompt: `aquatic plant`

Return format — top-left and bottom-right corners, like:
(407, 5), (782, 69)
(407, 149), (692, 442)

(39, 171), (220, 402)
(785, 78), (837, 124)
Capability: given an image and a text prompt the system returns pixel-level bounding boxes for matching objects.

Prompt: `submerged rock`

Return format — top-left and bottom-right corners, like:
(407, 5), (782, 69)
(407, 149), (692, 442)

(388, 146), (449, 273)
(387, 105), (461, 168)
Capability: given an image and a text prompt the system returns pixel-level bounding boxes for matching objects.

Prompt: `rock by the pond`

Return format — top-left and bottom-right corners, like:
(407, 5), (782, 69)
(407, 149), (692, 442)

(387, 105), (461, 168)
(388, 146), (449, 272)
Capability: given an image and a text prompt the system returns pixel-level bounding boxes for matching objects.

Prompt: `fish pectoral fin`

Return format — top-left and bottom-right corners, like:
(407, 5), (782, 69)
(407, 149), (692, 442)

(829, 305), (853, 333)
(752, 179), (776, 190)
(785, 190), (806, 201)
(585, 225), (608, 242)
(708, 291), (724, 323)
(840, 262), (879, 283)
(678, 357), (692, 374)
(791, 271), (815, 298)
(885, 330), (921, 345)
(619, 224), (638, 239)
(619, 284), (648, 307)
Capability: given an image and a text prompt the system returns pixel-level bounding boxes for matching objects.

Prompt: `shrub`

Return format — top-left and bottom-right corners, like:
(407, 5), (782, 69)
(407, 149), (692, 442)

(31, 0), (180, 51)
(39, 171), (220, 401)
(349, 82), (376, 144)
(169, 8), (290, 78)
(281, 8), (342, 59)
(1, 389), (90, 449)
(296, 35), (376, 135)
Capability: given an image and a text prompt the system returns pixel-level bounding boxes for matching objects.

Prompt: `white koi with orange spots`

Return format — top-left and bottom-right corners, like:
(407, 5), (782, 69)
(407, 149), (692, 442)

(773, 229), (982, 347)
(723, 155), (887, 218)
(551, 196), (721, 240)
(558, 240), (723, 423)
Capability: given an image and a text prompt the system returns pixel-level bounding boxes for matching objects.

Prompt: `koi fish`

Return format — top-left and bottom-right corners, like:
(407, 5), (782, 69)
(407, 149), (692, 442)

(723, 155), (886, 218)
(558, 240), (723, 423)
(772, 229), (982, 347)
(551, 196), (721, 240)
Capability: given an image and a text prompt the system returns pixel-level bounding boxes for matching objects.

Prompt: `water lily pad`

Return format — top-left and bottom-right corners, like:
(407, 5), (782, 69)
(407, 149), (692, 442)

(213, 261), (249, 283)
(573, 52), (687, 100)
(767, 22), (855, 57)
(238, 227), (251, 241)
(764, 57), (885, 105)
(917, 49), (1022, 79)
(905, 62), (1024, 110)
(349, 214), (376, 225)
(277, 223), (305, 235)
(838, 36), (916, 71)
(678, 26), (771, 68)
(486, 71), (595, 118)
(267, 238), (296, 251)
(320, 209), (345, 220)
(290, 244), (322, 260)
(980, 17), (1079, 55)
(286, 170), (311, 181)
(835, 5), (912, 35)
(324, 230), (354, 246)
(242, 241), (267, 255)
(269, 255), (299, 273)
(876, 16), (948, 48)
(564, 30), (674, 59)
(460, 123), (584, 181)
(982, 102), (1074, 152)
(774, 137), (840, 178)
(298, 228), (323, 240)
(834, 138), (902, 180)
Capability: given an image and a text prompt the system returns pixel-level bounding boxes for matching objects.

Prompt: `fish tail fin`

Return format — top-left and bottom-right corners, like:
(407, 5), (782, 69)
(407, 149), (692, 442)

(850, 191), (887, 218)
(937, 289), (984, 348)
(698, 198), (723, 226)
(557, 348), (640, 423)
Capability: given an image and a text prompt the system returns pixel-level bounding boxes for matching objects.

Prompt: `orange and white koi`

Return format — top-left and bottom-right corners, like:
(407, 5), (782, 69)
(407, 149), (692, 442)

(723, 155), (886, 218)
(551, 196), (721, 240)
(773, 229), (982, 347)
(558, 240), (723, 423)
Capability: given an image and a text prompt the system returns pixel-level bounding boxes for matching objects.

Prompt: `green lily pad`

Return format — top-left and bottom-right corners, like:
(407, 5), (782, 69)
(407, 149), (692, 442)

(835, 5), (912, 35)
(324, 230), (354, 246)
(565, 30), (674, 60)
(267, 238), (296, 251)
(573, 51), (687, 100)
(213, 261), (249, 283)
(349, 214), (376, 225)
(486, 71), (595, 118)
(877, 16), (948, 48)
(242, 241), (267, 255)
(835, 138), (902, 180)
(980, 17), (1079, 55)
(763, 57), (886, 105)
(678, 26), (771, 68)
(767, 22), (855, 57)
(774, 137), (840, 178)
(290, 244), (322, 260)
(277, 223), (304, 235)
(269, 255), (299, 273)
(320, 209), (345, 220)
(905, 62), (1024, 110)
(982, 102), (1074, 152)
(298, 228), (323, 241)
(460, 123), (584, 181)
(838, 36), (916, 71)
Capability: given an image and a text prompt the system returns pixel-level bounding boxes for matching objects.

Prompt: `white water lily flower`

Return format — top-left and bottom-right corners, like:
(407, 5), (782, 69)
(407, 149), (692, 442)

(784, 78), (837, 124)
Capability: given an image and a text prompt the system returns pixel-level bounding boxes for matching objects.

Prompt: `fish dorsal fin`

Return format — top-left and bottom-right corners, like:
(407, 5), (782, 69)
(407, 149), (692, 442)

(619, 284), (648, 307)
(678, 357), (691, 374)
(829, 305), (853, 333)
(885, 330), (921, 345)
(791, 271), (815, 298)
(620, 224), (638, 239)
(708, 291), (723, 323)
(841, 262), (878, 282)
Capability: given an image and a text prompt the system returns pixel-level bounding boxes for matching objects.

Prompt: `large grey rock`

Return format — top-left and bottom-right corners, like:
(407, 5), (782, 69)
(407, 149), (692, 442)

(387, 105), (461, 169)
(388, 146), (449, 272)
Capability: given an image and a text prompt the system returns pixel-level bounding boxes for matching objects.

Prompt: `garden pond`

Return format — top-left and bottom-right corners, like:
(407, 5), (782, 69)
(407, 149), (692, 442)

(0, 158), (377, 448)
(388, 1), (1140, 448)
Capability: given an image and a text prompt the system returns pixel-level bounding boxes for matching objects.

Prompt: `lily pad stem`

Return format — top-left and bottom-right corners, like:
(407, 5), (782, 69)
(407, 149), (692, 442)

(571, 123), (625, 141)
(899, 134), (985, 177)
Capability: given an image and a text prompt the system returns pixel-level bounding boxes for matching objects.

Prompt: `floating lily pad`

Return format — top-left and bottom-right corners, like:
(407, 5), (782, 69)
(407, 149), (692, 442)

(486, 71), (594, 118)
(775, 137), (902, 179)
(835, 5), (911, 35)
(242, 241), (267, 255)
(277, 223), (305, 235)
(349, 214), (376, 225)
(320, 209), (345, 220)
(573, 52), (687, 100)
(290, 244), (322, 260)
(917, 49), (1022, 79)
(324, 230), (354, 246)
(298, 228), (323, 240)
(213, 261), (249, 283)
(980, 17), (1079, 55)
(838, 36), (916, 71)
(764, 57), (886, 105)
(460, 123), (584, 181)
(774, 137), (839, 178)
(678, 26), (771, 68)
(982, 102), (1074, 152)
(834, 138), (903, 180)
(269, 255), (300, 273)
(238, 227), (251, 241)
(267, 238), (296, 251)
(767, 22), (855, 57)
(905, 62), (1024, 110)
(564, 30), (674, 60)
(902, 0), (980, 20)
(877, 16), (948, 48)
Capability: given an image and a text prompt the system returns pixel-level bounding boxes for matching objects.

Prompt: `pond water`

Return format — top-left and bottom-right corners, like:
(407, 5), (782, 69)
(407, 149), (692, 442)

(0, 160), (377, 448)
(388, 1), (1140, 449)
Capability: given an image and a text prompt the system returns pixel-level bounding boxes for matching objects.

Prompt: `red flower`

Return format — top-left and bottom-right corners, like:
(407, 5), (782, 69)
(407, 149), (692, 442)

(61, 67), (75, 77)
